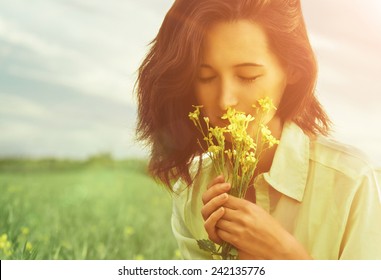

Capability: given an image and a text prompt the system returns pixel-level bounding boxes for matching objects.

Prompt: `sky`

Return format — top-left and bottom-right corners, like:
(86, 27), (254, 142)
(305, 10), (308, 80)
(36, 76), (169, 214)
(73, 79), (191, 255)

(0, 0), (380, 165)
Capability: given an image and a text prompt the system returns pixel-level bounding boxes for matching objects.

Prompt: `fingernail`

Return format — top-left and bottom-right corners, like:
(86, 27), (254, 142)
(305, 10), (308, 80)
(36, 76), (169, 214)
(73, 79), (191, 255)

(220, 193), (228, 199)
(223, 183), (230, 190)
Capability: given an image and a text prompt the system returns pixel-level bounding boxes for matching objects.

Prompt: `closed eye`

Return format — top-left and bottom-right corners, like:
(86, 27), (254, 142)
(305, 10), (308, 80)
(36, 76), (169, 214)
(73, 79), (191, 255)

(198, 76), (217, 83)
(238, 76), (260, 83)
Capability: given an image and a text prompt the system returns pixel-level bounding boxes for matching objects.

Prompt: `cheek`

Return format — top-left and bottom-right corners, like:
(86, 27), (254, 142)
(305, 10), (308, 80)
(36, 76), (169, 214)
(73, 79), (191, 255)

(195, 92), (206, 106)
(194, 92), (217, 121)
(195, 84), (211, 104)
(195, 85), (219, 111)
(271, 71), (288, 102)
(257, 77), (287, 107)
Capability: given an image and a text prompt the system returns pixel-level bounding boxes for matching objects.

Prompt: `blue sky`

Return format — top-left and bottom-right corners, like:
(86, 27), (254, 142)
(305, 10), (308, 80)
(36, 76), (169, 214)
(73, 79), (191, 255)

(0, 0), (380, 165)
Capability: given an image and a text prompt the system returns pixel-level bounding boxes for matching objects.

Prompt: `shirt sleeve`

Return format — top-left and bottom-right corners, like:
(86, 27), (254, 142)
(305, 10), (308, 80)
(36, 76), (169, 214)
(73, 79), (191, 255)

(339, 168), (381, 259)
(171, 180), (212, 260)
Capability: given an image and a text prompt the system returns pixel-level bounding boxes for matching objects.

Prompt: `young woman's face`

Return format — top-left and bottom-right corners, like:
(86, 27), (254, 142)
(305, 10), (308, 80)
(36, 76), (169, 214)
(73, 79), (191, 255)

(195, 20), (289, 130)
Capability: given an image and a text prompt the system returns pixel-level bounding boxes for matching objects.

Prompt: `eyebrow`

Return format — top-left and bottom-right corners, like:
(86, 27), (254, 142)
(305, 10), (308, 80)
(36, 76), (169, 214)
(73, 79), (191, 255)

(234, 62), (263, 68)
(200, 62), (264, 68)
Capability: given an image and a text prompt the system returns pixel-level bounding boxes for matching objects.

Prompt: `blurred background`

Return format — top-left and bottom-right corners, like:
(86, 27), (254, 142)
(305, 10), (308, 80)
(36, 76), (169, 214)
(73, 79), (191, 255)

(0, 0), (380, 164)
(0, 0), (380, 259)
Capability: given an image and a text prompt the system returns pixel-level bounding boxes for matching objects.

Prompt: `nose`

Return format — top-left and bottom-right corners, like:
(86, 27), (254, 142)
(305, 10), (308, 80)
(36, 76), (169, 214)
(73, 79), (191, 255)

(218, 79), (238, 110)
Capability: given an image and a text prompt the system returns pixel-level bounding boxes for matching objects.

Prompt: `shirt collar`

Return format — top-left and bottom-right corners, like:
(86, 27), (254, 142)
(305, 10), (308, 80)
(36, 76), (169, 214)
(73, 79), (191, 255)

(263, 121), (310, 202)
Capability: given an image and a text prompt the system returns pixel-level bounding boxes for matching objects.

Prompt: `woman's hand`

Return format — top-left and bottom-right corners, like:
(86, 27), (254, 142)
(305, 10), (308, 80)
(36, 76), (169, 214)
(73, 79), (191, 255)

(201, 175), (312, 260)
(201, 175), (231, 244)
(216, 195), (312, 259)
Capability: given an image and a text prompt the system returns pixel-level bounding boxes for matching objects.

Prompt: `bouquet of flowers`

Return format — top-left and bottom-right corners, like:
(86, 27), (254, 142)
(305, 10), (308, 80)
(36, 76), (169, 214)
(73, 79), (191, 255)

(188, 97), (280, 259)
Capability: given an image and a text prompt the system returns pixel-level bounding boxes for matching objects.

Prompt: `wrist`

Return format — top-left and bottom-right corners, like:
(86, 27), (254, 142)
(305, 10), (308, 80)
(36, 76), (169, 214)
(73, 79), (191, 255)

(282, 237), (312, 260)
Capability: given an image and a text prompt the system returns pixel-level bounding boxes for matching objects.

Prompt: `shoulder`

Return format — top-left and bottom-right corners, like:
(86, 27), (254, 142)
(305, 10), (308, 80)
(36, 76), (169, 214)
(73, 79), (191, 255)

(307, 136), (381, 226)
(173, 154), (214, 194)
(309, 135), (375, 181)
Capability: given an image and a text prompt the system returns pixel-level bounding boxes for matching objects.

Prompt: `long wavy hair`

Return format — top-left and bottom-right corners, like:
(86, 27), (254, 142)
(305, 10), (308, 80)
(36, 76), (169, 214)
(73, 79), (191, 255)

(136, 0), (330, 189)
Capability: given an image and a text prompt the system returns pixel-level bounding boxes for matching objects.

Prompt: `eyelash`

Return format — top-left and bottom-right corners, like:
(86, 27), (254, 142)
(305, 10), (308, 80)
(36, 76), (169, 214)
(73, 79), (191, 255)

(198, 76), (216, 83)
(197, 76), (258, 84)
(238, 76), (258, 84)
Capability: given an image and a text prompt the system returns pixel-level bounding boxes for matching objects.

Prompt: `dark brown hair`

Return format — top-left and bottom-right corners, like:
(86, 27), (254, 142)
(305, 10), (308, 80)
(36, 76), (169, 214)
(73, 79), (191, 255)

(136, 0), (330, 189)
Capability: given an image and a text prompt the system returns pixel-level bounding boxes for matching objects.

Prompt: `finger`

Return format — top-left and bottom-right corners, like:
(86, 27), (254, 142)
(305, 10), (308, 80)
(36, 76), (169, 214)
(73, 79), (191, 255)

(204, 207), (225, 244)
(216, 218), (235, 234)
(216, 228), (238, 247)
(221, 207), (239, 221)
(223, 194), (252, 210)
(201, 192), (228, 220)
(207, 174), (225, 189)
(202, 182), (231, 204)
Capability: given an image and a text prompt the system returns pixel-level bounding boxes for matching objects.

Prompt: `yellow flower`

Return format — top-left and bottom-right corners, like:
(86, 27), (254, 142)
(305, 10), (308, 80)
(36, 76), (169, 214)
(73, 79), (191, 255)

(0, 233), (12, 256)
(208, 145), (222, 155)
(26, 242), (33, 251)
(267, 135), (280, 147)
(189, 97), (279, 260)
(134, 254), (144, 260)
(174, 249), (182, 259)
(188, 105), (203, 125)
(124, 226), (135, 237)
(221, 107), (236, 120)
(260, 124), (280, 147)
(245, 152), (257, 164)
(260, 124), (272, 136)
(21, 227), (30, 236)
(257, 97), (277, 112)
(209, 126), (226, 140)
(241, 134), (254, 150)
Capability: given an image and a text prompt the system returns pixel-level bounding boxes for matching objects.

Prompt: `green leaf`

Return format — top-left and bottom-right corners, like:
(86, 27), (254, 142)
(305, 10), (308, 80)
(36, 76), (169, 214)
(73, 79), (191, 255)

(196, 239), (217, 254)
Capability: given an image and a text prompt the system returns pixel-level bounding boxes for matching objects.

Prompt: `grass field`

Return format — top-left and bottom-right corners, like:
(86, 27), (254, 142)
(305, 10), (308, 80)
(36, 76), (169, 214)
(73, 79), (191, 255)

(0, 156), (179, 260)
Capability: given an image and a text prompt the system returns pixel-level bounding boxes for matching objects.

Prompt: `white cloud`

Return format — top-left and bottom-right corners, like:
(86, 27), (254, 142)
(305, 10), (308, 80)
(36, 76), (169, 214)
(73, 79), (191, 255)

(301, 1), (381, 167)
(0, 93), (51, 119)
(0, 110), (147, 159)
(0, 17), (68, 57)
(0, 0), (175, 108)
(0, 0), (380, 162)
(0, 12), (136, 106)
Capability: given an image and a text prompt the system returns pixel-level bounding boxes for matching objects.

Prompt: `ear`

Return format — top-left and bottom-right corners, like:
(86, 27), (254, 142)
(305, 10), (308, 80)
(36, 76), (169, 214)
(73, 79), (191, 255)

(287, 66), (302, 85)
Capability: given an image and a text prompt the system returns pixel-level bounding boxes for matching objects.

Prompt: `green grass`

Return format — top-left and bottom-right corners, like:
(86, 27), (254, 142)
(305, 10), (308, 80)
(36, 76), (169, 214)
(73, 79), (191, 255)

(0, 157), (179, 260)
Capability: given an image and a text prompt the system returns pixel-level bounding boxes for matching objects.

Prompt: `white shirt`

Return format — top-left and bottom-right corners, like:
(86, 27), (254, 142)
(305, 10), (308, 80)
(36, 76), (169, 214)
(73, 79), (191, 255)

(172, 122), (381, 259)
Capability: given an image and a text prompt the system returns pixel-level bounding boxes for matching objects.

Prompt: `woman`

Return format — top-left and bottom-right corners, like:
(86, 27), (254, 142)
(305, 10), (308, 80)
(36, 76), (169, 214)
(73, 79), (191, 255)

(136, 0), (381, 259)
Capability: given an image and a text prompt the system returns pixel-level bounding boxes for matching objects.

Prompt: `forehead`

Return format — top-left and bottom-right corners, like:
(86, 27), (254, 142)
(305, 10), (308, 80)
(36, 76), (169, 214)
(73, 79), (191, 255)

(200, 20), (271, 65)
